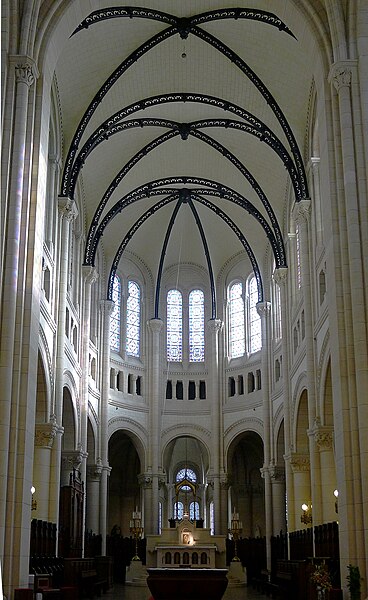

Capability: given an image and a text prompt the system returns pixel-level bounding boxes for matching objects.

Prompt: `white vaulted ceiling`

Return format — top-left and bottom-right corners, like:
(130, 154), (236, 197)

(54, 1), (318, 308)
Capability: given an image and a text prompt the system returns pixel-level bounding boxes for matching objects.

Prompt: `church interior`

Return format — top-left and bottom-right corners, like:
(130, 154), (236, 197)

(1, 1), (367, 599)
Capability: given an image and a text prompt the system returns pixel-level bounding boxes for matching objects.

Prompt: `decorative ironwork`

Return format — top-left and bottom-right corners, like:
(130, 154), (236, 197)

(62, 9), (307, 201)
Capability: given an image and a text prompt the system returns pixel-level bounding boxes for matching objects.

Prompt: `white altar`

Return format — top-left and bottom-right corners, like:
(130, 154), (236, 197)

(146, 516), (227, 569)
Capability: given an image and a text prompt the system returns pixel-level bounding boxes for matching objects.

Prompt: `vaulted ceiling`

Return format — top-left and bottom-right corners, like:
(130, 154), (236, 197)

(55, 1), (317, 309)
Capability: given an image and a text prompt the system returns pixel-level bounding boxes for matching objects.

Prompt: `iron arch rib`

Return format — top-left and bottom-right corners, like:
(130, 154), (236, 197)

(187, 198), (217, 319)
(191, 25), (308, 198)
(61, 24), (178, 195)
(191, 194), (264, 302)
(107, 194), (179, 300)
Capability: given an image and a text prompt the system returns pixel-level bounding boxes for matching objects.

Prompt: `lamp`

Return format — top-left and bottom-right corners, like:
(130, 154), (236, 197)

(31, 486), (37, 511)
(129, 509), (143, 561)
(334, 489), (338, 513)
(301, 502), (312, 524)
(228, 509), (242, 561)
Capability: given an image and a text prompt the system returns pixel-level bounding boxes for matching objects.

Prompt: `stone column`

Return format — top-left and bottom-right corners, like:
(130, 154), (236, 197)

(138, 474), (153, 534)
(219, 475), (230, 535)
(257, 301), (273, 569)
(293, 200), (321, 519)
(207, 319), (224, 534)
(99, 300), (114, 553)
(290, 454), (312, 531)
(45, 155), (61, 256)
(33, 420), (59, 520)
(329, 61), (368, 577)
(147, 319), (163, 534)
(79, 266), (98, 555)
(269, 466), (286, 535)
(0, 58), (37, 571)
(61, 449), (84, 487)
(86, 460), (103, 534)
(314, 427), (337, 524)
(273, 268), (293, 533)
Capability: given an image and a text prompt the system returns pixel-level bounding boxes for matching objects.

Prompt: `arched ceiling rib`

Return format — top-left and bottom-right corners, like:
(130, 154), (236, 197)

(54, 2), (315, 310)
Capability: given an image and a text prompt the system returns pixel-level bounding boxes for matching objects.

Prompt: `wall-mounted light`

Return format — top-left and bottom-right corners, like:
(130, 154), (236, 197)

(334, 489), (339, 513)
(31, 486), (37, 511)
(301, 502), (312, 524)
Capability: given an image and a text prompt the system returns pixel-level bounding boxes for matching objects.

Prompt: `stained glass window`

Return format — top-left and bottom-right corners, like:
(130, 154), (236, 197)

(210, 501), (214, 534)
(189, 289), (204, 362)
(167, 289), (182, 362)
(126, 280), (140, 357)
(248, 276), (262, 353)
(110, 274), (121, 352)
(174, 501), (184, 520)
(176, 468), (196, 491)
(189, 501), (200, 520)
(229, 282), (245, 358)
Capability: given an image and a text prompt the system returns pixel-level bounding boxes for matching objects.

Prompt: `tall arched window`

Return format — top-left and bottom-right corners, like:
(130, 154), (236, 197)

(167, 289), (183, 362)
(229, 282), (245, 358)
(126, 280), (140, 357)
(189, 289), (204, 362)
(174, 501), (184, 520)
(248, 276), (261, 354)
(110, 274), (121, 352)
(189, 501), (200, 520)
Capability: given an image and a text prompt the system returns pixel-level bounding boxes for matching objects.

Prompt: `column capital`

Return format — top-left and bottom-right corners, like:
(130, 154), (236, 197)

(219, 473), (230, 490)
(100, 299), (115, 317)
(82, 265), (99, 286)
(147, 318), (163, 334)
(269, 465), (285, 483)
(9, 55), (39, 86)
(58, 196), (79, 221)
(138, 473), (153, 489)
(273, 267), (288, 287)
(290, 453), (310, 473)
(34, 421), (60, 448)
(207, 318), (223, 334)
(87, 458), (103, 481)
(293, 198), (311, 226)
(328, 60), (356, 92)
(256, 301), (271, 318)
(313, 427), (334, 451)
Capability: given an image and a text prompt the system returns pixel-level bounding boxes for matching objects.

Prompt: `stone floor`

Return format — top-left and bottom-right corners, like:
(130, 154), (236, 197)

(106, 582), (269, 599)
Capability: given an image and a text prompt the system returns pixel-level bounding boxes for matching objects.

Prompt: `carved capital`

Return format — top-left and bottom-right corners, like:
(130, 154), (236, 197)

(138, 473), (152, 489)
(100, 299), (115, 318)
(293, 199), (311, 226)
(314, 428), (334, 451)
(256, 301), (271, 318)
(329, 62), (354, 92)
(269, 465), (285, 483)
(273, 267), (288, 287)
(58, 196), (79, 221)
(219, 474), (230, 490)
(82, 265), (99, 286)
(87, 458), (103, 481)
(147, 318), (163, 335)
(34, 421), (59, 448)
(290, 453), (310, 473)
(207, 318), (223, 334)
(62, 449), (87, 471)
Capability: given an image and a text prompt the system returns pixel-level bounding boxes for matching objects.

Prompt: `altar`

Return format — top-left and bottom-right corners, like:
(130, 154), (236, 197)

(146, 516), (227, 569)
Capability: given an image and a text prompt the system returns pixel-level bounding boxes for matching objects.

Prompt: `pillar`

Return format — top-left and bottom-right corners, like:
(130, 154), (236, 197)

(269, 466), (286, 535)
(86, 461), (103, 534)
(207, 319), (224, 534)
(99, 300), (114, 553)
(147, 319), (163, 534)
(79, 266), (98, 554)
(314, 428), (337, 524)
(290, 454), (312, 531)
(33, 420), (59, 520)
